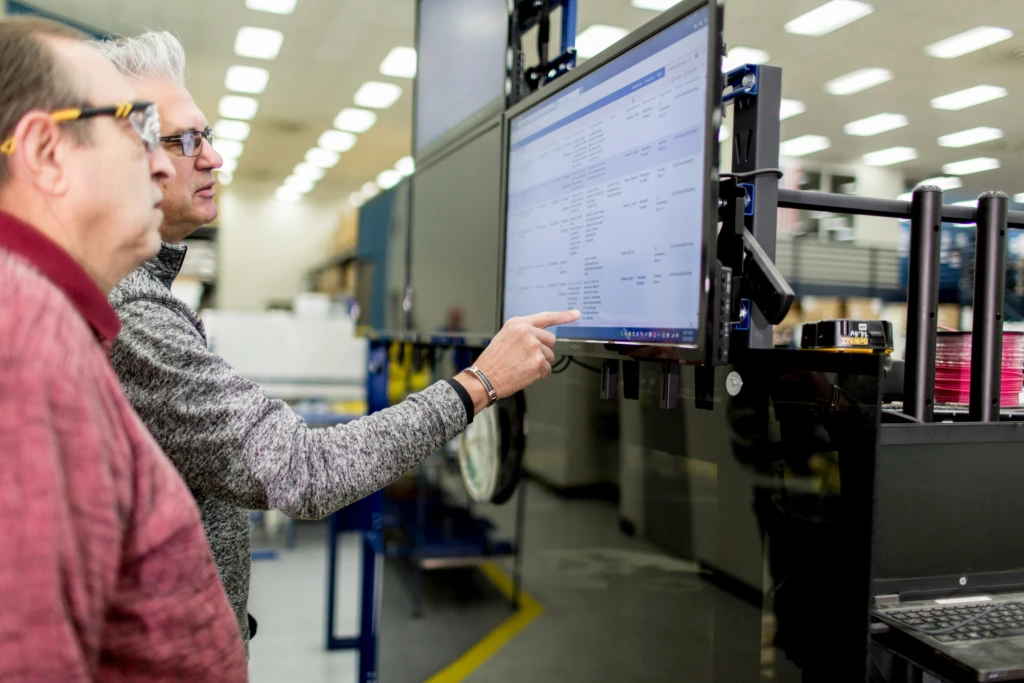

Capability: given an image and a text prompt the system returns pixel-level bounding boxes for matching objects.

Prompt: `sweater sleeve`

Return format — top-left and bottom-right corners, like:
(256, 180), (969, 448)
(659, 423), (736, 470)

(109, 299), (469, 520)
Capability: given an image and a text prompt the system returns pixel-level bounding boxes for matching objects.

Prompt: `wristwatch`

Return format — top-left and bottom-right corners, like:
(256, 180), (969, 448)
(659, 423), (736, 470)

(462, 365), (498, 406)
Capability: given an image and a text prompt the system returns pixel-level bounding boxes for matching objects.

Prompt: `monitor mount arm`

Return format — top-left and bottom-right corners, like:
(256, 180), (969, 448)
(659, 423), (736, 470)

(508, 0), (578, 105)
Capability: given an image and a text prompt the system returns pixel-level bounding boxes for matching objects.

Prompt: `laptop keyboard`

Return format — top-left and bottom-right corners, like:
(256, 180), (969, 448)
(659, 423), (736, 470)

(885, 604), (1024, 642)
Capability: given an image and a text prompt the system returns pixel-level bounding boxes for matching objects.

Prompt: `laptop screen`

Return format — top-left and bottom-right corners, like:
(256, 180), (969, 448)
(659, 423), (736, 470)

(874, 430), (1024, 587)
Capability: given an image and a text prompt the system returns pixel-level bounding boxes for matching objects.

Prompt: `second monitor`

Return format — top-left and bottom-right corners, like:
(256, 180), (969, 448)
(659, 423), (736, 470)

(499, 0), (721, 362)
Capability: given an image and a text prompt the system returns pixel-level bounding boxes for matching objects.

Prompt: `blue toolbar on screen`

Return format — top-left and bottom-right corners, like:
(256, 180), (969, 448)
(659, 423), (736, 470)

(503, 6), (711, 345)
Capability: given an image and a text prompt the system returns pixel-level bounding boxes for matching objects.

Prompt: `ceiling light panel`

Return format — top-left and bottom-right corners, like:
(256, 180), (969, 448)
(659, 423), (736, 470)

(284, 175), (315, 193)
(276, 186), (301, 202)
(217, 171), (234, 186)
(214, 119), (251, 142)
(779, 98), (806, 121)
(225, 65), (270, 94)
(377, 169), (402, 190)
(844, 113), (908, 136)
(937, 126), (1004, 148)
(1014, 193), (1024, 204)
(318, 130), (356, 153)
(918, 176), (963, 191)
(631, 0), (680, 9)
(379, 46), (417, 79)
(219, 95), (259, 120)
(825, 67), (892, 95)
(395, 156), (415, 176)
(943, 157), (1000, 175)
(361, 181), (380, 199)
(334, 108), (377, 133)
(575, 25), (629, 59)
(349, 192), (366, 207)
(785, 0), (874, 37)
(219, 158), (238, 174)
(862, 146), (917, 166)
(353, 81), (403, 109)
(213, 139), (244, 159)
(293, 162), (325, 181)
(926, 26), (1013, 59)
(780, 135), (831, 157)
(305, 148), (340, 168)
(722, 46), (770, 73)
(931, 85), (1007, 111)
(235, 26), (284, 60)
(246, 0), (297, 14)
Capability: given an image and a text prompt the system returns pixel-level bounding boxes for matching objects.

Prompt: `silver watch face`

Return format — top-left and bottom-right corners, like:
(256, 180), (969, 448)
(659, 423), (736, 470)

(457, 406), (500, 503)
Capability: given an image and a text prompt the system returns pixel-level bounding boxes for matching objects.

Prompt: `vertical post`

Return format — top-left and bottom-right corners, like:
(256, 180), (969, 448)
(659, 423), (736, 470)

(730, 65), (782, 350)
(969, 192), (1009, 422)
(559, 0), (577, 66)
(903, 186), (942, 422)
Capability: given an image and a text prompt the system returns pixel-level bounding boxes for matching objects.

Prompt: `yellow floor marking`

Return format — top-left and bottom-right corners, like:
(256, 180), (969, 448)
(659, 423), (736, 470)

(423, 563), (544, 683)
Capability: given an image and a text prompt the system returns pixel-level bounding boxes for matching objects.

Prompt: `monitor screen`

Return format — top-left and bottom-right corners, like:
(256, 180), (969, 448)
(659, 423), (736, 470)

(502, 5), (713, 347)
(415, 0), (508, 153)
(874, 438), (1024, 583)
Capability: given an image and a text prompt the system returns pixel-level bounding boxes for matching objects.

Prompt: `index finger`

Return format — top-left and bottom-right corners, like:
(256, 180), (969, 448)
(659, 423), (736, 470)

(521, 309), (581, 329)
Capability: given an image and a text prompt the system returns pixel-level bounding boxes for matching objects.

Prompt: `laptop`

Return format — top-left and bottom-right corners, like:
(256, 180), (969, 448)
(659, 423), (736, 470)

(871, 424), (1024, 682)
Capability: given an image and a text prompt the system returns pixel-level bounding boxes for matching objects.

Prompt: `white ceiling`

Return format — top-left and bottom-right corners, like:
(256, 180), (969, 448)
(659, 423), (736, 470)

(22, 0), (1024, 203)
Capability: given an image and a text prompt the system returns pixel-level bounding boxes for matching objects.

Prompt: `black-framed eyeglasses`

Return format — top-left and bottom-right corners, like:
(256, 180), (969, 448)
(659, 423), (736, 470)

(160, 126), (214, 158)
(0, 100), (160, 156)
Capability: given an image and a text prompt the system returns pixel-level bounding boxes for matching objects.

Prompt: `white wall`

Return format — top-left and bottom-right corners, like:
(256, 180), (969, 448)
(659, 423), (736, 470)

(215, 183), (339, 311)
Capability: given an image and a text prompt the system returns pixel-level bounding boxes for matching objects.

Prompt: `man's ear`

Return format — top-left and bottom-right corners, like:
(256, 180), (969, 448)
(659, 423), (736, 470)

(11, 112), (71, 196)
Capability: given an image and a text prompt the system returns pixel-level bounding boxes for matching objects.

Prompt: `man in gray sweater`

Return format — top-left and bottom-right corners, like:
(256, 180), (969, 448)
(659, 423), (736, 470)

(94, 31), (577, 648)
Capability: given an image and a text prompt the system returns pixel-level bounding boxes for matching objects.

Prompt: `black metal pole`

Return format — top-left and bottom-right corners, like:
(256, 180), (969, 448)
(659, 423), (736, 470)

(903, 186), (942, 422)
(969, 191), (1009, 422)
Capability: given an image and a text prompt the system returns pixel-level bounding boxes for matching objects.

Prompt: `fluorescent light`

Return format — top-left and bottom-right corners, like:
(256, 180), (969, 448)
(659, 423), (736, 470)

(225, 65), (270, 95)
(718, 125), (729, 143)
(353, 81), (402, 109)
(284, 175), (315, 193)
(379, 46), (417, 79)
(897, 192), (913, 202)
(780, 134), (831, 157)
(293, 162), (325, 181)
(395, 156), (415, 176)
(245, 0), (296, 14)
(937, 126), (1004, 148)
(631, 0), (679, 8)
(235, 26), (284, 60)
(213, 139), (244, 159)
(785, 0), (873, 37)
(779, 98), (806, 121)
(722, 46), (770, 73)
(219, 95), (259, 120)
(349, 192), (366, 207)
(843, 113), (908, 137)
(217, 171), (233, 186)
(361, 181), (380, 199)
(575, 25), (629, 59)
(931, 85), (1007, 111)
(334, 108), (377, 133)
(318, 130), (356, 153)
(862, 146), (917, 166)
(376, 169), (402, 190)
(953, 200), (977, 207)
(214, 119), (251, 142)
(943, 157), (1000, 175)
(919, 176), (963, 191)
(276, 186), (301, 203)
(305, 147), (340, 168)
(1013, 193), (1024, 204)
(219, 158), (238, 174)
(926, 26), (1013, 59)
(825, 67), (892, 95)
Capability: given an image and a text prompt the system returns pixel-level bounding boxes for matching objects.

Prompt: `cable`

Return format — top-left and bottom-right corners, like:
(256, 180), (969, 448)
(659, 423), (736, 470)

(551, 356), (571, 374)
(721, 168), (784, 181)
(570, 357), (601, 374)
(894, 601), (1024, 636)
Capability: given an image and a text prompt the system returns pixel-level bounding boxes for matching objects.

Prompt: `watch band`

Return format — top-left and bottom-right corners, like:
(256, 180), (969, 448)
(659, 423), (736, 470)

(463, 365), (498, 406)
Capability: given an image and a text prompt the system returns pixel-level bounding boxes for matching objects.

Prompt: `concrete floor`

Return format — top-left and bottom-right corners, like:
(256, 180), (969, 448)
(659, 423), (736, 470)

(247, 479), (762, 683)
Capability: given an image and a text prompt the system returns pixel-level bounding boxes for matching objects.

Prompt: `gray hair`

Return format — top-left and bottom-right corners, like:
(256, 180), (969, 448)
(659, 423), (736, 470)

(89, 30), (186, 84)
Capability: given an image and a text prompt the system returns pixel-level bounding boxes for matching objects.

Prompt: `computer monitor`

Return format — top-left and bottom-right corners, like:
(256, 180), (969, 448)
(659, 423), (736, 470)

(414, 0), (508, 157)
(498, 0), (722, 362)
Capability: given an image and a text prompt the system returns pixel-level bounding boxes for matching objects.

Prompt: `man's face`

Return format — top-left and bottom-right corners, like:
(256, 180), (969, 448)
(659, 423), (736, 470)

(49, 39), (174, 290)
(130, 78), (222, 243)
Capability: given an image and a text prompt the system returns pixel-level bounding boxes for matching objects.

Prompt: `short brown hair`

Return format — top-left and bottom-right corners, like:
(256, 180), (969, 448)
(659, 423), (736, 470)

(0, 17), (91, 185)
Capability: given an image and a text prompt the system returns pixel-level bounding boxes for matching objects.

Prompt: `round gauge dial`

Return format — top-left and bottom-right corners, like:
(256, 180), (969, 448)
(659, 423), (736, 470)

(457, 406), (500, 503)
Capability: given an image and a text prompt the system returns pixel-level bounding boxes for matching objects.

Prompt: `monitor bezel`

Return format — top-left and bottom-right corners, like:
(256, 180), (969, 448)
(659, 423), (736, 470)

(412, 0), (510, 166)
(496, 0), (723, 363)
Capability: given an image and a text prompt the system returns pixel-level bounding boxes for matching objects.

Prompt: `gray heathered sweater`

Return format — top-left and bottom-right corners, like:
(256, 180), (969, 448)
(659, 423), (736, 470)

(108, 243), (468, 647)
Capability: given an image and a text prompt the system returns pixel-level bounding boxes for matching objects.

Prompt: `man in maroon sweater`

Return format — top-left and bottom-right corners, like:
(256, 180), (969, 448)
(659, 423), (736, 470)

(0, 18), (247, 681)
